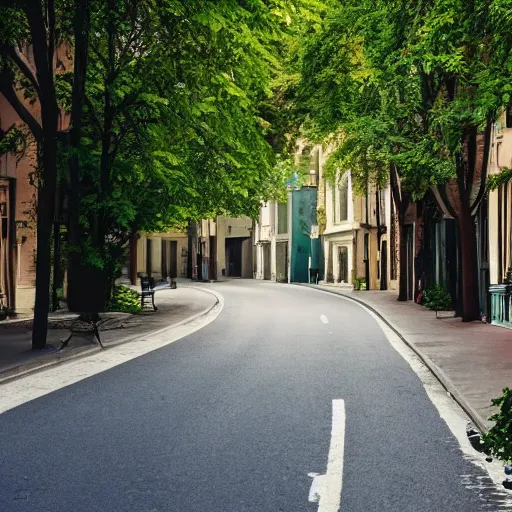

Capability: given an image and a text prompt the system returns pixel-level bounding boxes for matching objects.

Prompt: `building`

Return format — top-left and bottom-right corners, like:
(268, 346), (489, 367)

(125, 230), (189, 285)
(0, 91), (38, 315)
(317, 146), (391, 291)
(253, 141), (320, 284)
(191, 216), (253, 281)
(487, 107), (512, 327)
(254, 200), (289, 282)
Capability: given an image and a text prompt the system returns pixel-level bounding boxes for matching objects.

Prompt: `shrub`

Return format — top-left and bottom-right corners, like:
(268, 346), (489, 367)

(108, 285), (141, 314)
(483, 388), (512, 463)
(423, 284), (452, 312)
(354, 277), (366, 290)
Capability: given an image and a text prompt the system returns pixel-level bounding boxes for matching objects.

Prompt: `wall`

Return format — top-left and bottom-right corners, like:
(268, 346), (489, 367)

(216, 216), (252, 278)
(136, 231), (188, 279)
(0, 95), (38, 314)
(488, 116), (512, 285)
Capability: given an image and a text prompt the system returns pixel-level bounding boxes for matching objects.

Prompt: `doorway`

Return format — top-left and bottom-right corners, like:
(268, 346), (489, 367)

(405, 225), (414, 300)
(276, 241), (288, 282)
(146, 238), (153, 276)
(337, 246), (348, 283)
(209, 236), (216, 280)
(169, 241), (178, 278)
(263, 244), (271, 280)
(225, 238), (244, 277)
(380, 241), (388, 290)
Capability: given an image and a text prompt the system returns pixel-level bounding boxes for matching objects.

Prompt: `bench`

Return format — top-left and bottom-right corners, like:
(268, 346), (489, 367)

(140, 277), (157, 311)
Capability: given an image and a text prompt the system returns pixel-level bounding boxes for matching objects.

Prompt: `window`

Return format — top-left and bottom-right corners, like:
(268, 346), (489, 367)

(277, 202), (288, 234)
(364, 233), (369, 261)
(339, 173), (348, 222)
(333, 172), (348, 223)
(299, 145), (319, 186)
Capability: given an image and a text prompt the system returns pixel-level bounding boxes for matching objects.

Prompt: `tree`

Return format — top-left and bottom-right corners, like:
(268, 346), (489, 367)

(0, 1), (65, 348)
(68, 0), (296, 304)
(399, 0), (512, 321)
(297, 0), (450, 300)
(297, 0), (512, 319)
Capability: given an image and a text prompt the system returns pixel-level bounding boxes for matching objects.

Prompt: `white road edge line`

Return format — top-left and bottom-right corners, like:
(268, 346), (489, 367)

(303, 286), (512, 503)
(0, 289), (224, 416)
(309, 399), (345, 511)
(320, 314), (329, 324)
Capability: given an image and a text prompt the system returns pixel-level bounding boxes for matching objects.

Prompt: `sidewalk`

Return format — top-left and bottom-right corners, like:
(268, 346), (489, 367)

(306, 284), (512, 431)
(0, 285), (217, 382)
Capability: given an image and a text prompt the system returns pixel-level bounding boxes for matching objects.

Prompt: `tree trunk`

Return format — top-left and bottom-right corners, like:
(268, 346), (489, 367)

(66, 0), (90, 312)
(27, 1), (59, 349)
(51, 219), (60, 312)
(32, 138), (57, 349)
(458, 209), (480, 321)
(129, 229), (138, 285)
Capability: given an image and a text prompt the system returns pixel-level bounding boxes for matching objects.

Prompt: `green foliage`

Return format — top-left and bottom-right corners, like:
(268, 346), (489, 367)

(423, 284), (452, 312)
(297, 0), (512, 200)
(0, 126), (26, 156)
(354, 277), (366, 290)
(61, 0), (301, 278)
(54, 72), (74, 113)
(107, 285), (141, 314)
(483, 388), (512, 463)
(488, 168), (512, 192)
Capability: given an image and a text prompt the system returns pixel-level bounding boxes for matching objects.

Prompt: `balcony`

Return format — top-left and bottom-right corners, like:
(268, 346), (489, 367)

(489, 284), (512, 329)
(257, 225), (272, 243)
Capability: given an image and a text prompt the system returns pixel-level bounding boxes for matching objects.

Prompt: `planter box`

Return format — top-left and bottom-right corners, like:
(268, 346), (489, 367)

(489, 284), (512, 329)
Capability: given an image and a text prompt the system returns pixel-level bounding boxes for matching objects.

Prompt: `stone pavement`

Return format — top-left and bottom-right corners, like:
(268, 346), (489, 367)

(306, 284), (512, 431)
(0, 285), (216, 381)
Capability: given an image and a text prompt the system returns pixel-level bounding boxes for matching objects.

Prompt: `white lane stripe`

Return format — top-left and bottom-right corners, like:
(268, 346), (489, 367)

(320, 314), (329, 324)
(309, 399), (345, 511)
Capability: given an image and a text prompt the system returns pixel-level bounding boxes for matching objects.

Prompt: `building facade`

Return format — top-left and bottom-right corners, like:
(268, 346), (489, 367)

(191, 216), (253, 281)
(125, 230), (189, 284)
(254, 200), (290, 282)
(0, 90), (39, 315)
(317, 146), (392, 291)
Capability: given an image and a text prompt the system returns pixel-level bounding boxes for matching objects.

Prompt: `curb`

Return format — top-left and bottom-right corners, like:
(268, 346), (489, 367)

(0, 287), (221, 386)
(297, 283), (489, 433)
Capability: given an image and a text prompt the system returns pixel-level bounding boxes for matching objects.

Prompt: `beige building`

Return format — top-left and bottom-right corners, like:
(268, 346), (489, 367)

(254, 200), (290, 282)
(125, 230), (189, 284)
(488, 108), (512, 287)
(317, 145), (392, 291)
(195, 216), (253, 281)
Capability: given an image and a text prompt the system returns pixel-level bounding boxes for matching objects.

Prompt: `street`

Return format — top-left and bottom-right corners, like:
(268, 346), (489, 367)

(0, 280), (509, 511)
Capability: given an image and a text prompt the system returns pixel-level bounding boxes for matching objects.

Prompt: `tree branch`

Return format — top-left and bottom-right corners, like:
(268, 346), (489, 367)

(47, 0), (56, 79)
(0, 69), (43, 142)
(4, 45), (41, 97)
(84, 94), (103, 135)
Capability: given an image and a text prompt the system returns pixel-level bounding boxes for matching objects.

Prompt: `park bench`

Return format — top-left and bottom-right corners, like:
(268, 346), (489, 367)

(140, 276), (157, 311)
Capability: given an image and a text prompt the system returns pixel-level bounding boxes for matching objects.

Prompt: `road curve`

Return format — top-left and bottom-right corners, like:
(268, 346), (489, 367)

(0, 280), (505, 511)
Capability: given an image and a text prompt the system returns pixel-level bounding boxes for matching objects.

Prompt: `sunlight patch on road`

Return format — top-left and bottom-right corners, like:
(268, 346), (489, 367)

(0, 291), (224, 416)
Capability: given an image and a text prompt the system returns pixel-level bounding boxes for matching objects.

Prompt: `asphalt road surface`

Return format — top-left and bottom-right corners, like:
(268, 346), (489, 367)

(0, 280), (507, 511)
